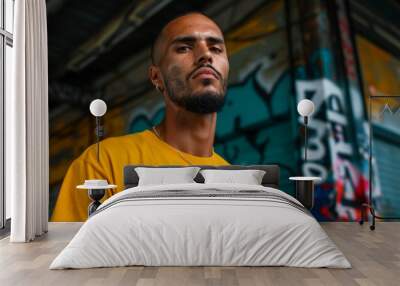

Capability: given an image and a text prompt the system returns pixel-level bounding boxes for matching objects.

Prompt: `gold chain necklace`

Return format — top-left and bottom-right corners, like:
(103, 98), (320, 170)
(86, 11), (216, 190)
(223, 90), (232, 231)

(152, 126), (192, 164)
(151, 126), (214, 162)
(152, 125), (161, 139)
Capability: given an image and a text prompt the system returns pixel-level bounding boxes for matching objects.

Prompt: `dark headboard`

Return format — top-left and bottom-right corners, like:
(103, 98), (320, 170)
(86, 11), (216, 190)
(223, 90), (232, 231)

(124, 165), (280, 189)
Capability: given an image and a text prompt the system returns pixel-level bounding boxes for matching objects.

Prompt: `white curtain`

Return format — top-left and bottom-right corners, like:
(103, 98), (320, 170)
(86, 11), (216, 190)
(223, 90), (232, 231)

(7, 0), (49, 242)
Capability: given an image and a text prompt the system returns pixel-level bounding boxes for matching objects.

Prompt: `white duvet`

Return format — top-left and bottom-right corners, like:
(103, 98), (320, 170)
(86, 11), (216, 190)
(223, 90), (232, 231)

(50, 183), (351, 269)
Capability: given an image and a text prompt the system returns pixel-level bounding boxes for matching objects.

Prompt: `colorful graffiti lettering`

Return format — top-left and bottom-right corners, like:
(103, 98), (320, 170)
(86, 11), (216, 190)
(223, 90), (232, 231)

(296, 78), (372, 221)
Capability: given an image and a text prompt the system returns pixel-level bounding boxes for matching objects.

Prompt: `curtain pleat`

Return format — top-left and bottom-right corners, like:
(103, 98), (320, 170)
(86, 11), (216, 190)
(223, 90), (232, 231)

(9, 0), (48, 242)
(9, 0), (27, 242)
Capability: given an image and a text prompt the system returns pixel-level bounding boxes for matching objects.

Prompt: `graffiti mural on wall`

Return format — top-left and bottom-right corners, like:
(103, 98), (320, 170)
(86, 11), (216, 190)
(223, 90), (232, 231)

(356, 33), (400, 217)
(50, 0), (381, 221)
(126, 1), (373, 222)
(296, 79), (373, 220)
(128, 102), (165, 133)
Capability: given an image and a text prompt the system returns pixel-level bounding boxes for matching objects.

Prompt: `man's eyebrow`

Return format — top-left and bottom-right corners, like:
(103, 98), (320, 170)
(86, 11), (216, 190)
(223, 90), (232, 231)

(171, 35), (225, 45)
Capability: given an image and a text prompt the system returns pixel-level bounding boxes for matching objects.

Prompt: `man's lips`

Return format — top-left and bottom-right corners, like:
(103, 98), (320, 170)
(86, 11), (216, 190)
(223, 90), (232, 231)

(190, 67), (220, 80)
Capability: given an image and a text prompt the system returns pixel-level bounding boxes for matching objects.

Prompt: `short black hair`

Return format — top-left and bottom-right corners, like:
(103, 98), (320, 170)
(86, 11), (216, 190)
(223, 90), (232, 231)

(150, 11), (212, 65)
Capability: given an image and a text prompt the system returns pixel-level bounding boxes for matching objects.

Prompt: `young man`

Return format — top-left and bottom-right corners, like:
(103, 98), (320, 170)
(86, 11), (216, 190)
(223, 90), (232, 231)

(51, 12), (230, 221)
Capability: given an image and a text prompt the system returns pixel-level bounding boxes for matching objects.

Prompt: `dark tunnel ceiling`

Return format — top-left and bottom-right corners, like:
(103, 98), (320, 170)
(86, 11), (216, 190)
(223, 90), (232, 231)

(47, 0), (400, 86)
(47, 0), (211, 85)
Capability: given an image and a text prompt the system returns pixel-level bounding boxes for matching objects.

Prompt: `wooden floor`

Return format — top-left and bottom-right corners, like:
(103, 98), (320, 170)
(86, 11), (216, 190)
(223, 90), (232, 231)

(0, 222), (399, 286)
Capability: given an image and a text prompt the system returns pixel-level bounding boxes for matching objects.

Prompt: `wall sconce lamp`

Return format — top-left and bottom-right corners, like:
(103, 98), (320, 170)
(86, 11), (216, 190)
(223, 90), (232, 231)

(297, 99), (315, 162)
(80, 99), (116, 217)
(89, 99), (107, 162)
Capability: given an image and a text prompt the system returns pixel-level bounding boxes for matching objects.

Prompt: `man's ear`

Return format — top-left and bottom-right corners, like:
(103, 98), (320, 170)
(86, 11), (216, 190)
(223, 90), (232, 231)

(148, 65), (165, 93)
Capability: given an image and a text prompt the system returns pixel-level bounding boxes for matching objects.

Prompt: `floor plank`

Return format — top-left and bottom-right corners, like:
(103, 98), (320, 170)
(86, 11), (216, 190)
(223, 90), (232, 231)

(0, 222), (398, 286)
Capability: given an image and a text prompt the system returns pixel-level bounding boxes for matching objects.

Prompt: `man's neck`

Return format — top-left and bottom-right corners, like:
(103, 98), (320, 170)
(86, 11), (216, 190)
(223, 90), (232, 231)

(156, 110), (217, 157)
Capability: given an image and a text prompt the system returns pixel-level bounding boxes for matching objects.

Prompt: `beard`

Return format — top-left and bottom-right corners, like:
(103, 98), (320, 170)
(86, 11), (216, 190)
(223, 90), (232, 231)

(168, 88), (226, 114)
(163, 68), (227, 114)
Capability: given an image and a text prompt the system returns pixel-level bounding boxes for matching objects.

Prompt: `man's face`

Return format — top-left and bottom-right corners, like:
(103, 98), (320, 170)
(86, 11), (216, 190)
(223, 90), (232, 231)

(153, 14), (229, 114)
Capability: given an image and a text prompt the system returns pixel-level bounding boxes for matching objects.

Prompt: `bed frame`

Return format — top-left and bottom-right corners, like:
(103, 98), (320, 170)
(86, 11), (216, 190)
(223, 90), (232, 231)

(123, 165), (280, 189)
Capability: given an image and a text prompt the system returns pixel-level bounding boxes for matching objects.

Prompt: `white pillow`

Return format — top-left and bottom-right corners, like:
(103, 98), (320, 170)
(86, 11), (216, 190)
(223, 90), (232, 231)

(200, 169), (266, 185)
(135, 167), (201, 186)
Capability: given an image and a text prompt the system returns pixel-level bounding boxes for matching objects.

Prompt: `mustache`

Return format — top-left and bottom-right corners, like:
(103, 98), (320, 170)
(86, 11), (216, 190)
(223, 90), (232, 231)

(187, 64), (222, 81)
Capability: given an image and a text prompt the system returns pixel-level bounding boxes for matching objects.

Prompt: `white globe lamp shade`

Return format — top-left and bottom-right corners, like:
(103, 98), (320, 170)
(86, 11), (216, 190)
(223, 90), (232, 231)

(90, 99), (107, 117)
(297, 99), (315, 117)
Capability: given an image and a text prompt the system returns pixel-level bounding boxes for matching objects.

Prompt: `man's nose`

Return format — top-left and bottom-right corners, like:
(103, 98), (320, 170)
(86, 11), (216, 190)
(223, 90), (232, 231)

(195, 43), (212, 65)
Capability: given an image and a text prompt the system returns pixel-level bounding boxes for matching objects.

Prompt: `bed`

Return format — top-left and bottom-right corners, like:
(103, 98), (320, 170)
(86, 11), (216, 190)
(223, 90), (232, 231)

(50, 165), (351, 269)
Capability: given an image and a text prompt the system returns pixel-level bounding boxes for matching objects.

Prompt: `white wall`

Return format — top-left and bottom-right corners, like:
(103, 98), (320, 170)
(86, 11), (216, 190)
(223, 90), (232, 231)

(5, 43), (12, 219)
(4, 0), (14, 220)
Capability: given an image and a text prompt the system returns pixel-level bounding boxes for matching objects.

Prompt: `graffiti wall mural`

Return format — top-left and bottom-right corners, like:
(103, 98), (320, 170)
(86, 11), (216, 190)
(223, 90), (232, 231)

(356, 34), (400, 217)
(126, 0), (372, 221)
(296, 78), (372, 220)
(50, 0), (397, 221)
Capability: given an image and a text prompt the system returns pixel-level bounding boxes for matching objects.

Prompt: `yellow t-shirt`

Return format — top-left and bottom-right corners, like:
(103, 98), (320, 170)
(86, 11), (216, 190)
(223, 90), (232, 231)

(51, 129), (229, 221)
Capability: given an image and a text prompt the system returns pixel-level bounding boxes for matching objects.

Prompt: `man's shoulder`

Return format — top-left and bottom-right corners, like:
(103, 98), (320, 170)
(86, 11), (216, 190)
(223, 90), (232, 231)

(212, 151), (230, 165)
(79, 129), (152, 160)
(102, 129), (151, 147)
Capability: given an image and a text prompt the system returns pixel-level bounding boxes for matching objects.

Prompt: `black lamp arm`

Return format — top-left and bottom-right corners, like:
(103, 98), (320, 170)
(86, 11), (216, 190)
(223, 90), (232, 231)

(304, 116), (308, 162)
(95, 116), (104, 163)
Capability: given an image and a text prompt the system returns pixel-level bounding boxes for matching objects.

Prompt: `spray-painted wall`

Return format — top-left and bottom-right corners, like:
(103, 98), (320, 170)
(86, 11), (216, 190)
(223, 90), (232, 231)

(356, 34), (400, 217)
(50, 0), (398, 220)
